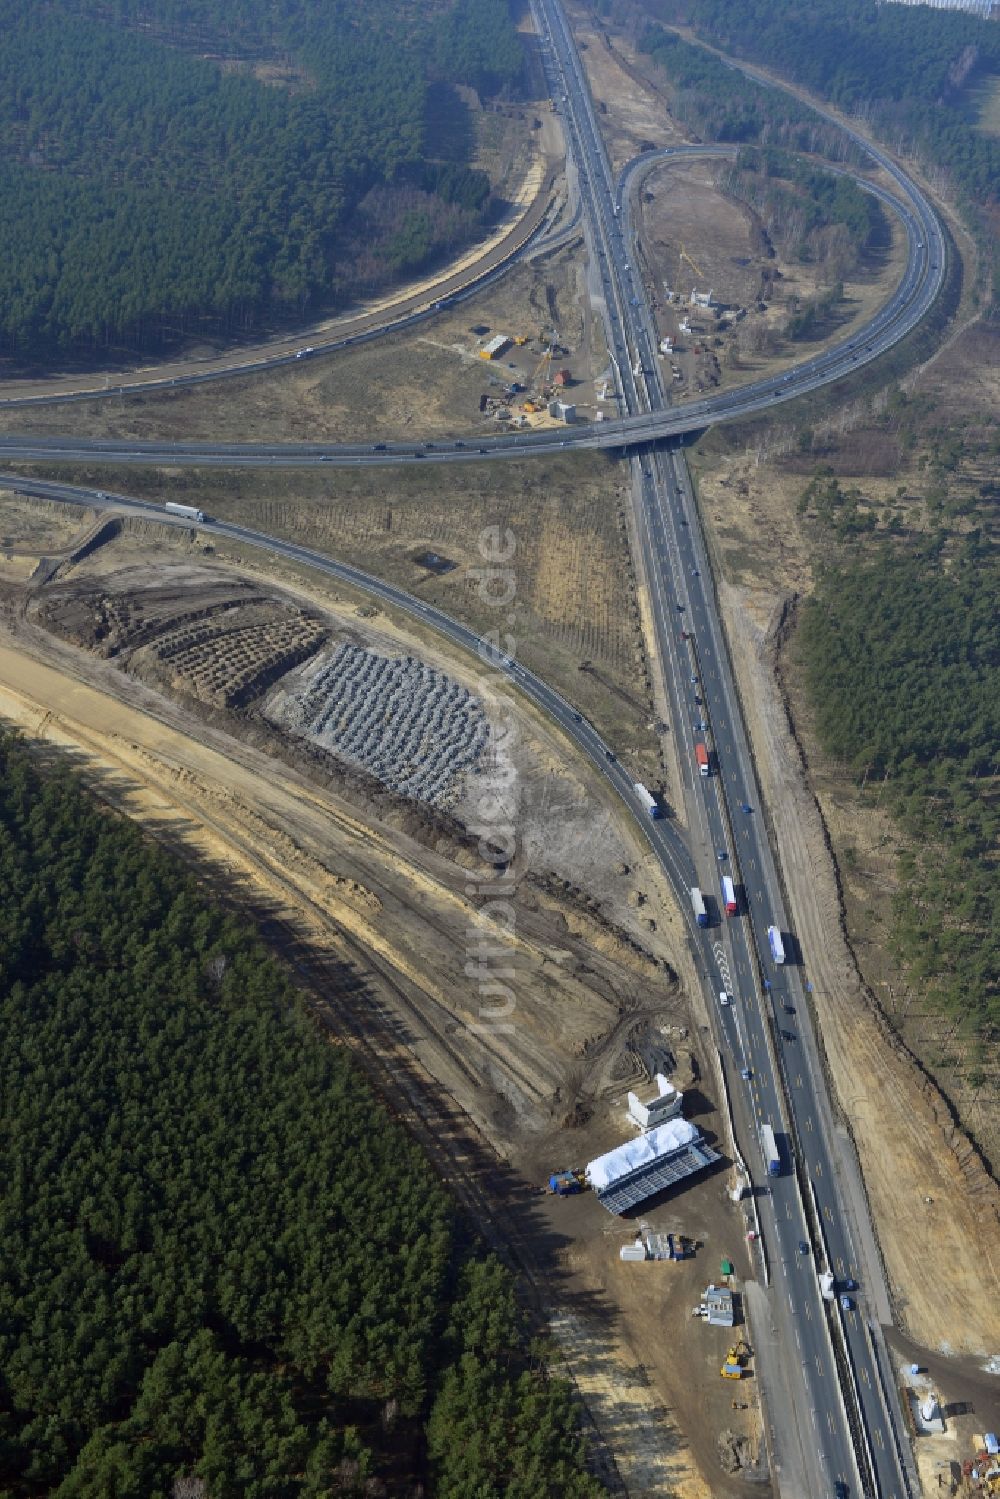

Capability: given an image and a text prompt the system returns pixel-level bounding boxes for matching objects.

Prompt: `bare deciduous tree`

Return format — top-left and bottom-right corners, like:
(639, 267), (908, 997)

(172, 1476), (207, 1499)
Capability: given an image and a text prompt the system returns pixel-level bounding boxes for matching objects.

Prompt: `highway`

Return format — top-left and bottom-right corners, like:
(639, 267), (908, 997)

(0, 472), (697, 901)
(0, 10), (943, 1493)
(531, 0), (918, 1494)
(0, 120), (943, 472)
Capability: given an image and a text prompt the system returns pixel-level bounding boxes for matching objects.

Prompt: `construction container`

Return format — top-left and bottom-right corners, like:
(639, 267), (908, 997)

(479, 334), (510, 360)
(620, 1241), (648, 1262)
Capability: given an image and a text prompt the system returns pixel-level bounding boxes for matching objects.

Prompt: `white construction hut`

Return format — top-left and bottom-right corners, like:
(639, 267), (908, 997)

(659, 336), (673, 354)
(479, 333), (510, 360)
(704, 1283), (735, 1327)
(586, 1117), (719, 1215)
(689, 289), (715, 309)
(547, 400), (576, 423)
(627, 1074), (683, 1132)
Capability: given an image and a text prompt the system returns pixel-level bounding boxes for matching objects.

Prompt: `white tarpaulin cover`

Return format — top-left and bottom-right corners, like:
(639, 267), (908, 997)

(587, 1118), (700, 1191)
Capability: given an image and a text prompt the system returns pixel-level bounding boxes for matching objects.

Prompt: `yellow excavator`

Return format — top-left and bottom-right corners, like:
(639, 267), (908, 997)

(720, 1340), (752, 1379)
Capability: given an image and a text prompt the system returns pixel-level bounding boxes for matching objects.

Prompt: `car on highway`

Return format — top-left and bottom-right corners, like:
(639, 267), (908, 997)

(840, 1294), (854, 1311)
(573, 712), (582, 722)
(372, 443), (386, 452)
(690, 673), (698, 684)
(740, 802), (752, 814)
(834, 1482), (849, 1498)
(717, 849), (727, 860)
(798, 1240), (810, 1255)
(740, 1067), (752, 1081)
(719, 990), (731, 1007)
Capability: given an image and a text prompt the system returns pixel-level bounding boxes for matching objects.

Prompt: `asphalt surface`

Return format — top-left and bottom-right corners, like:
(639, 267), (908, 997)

(0, 12), (942, 1495)
(0, 113), (943, 474)
(0, 160), (563, 415)
(532, 1), (924, 1494)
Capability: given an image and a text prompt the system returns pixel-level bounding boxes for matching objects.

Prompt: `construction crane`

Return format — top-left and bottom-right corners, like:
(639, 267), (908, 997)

(532, 331), (557, 393)
(679, 243), (704, 281)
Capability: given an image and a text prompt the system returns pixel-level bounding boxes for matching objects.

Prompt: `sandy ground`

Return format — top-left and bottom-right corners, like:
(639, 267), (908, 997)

(566, 6), (685, 172)
(10, 458), (667, 795)
(0, 512), (771, 1492)
(685, 304), (1000, 1362)
(569, 3), (1000, 1362)
(0, 101), (555, 404)
(0, 232), (609, 443)
(633, 156), (907, 398)
(717, 580), (1000, 1356)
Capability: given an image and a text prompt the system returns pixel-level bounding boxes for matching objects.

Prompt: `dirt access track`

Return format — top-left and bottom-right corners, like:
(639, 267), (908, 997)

(0, 513), (767, 1494)
(0, 101), (561, 407)
(0, 628), (760, 1496)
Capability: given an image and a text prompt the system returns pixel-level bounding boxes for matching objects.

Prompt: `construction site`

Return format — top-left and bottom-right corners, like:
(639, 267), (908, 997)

(0, 488), (776, 1494)
(0, 5), (996, 1495)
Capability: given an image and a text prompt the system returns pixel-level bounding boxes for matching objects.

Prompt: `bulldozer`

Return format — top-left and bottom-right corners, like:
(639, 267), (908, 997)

(720, 1340), (752, 1379)
(547, 1168), (587, 1196)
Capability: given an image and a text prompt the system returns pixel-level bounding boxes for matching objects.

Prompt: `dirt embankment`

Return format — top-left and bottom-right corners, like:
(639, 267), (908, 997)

(0, 529), (757, 1495)
(721, 580), (1000, 1355)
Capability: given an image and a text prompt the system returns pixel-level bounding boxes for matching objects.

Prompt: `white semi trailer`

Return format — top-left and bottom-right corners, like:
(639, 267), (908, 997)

(165, 502), (205, 523)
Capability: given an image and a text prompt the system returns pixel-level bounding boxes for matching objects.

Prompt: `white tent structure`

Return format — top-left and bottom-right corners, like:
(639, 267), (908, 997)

(587, 1118), (719, 1215)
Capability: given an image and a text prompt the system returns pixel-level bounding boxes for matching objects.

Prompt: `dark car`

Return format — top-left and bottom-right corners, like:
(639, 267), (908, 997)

(799, 1240), (810, 1255)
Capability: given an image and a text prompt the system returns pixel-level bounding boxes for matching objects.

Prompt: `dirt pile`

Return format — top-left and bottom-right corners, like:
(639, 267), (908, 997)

(722, 579), (1000, 1352)
(716, 1429), (755, 1475)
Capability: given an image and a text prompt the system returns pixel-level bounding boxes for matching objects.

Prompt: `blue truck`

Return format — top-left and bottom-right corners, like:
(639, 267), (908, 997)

(760, 1123), (781, 1177)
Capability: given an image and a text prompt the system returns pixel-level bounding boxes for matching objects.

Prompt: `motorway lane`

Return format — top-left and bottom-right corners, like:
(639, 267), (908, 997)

(0, 134), (944, 469)
(0, 12), (942, 1488)
(536, 3), (862, 1482)
(0, 471), (697, 904)
(0, 161), (563, 414)
(534, 0), (917, 1492)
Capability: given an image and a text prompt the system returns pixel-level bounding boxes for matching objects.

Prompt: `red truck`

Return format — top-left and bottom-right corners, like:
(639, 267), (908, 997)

(695, 743), (710, 777)
(721, 875), (738, 916)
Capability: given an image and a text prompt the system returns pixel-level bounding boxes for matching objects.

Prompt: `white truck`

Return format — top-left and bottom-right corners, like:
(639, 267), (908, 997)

(634, 782), (662, 819)
(165, 502), (205, 524)
(767, 925), (785, 965)
(759, 1123), (780, 1176)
